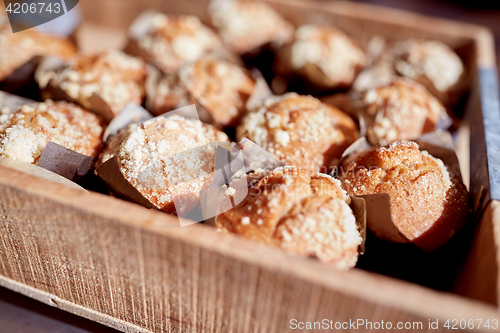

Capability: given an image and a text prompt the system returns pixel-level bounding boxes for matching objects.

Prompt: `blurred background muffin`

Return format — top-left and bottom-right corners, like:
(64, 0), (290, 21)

(209, 0), (294, 55)
(352, 38), (465, 106)
(209, 0), (294, 88)
(38, 50), (147, 121)
(126, 12), (222, 74)
(147, 58), (256, 128)
(275, 25), (367, 94)
(0, 17), (76, 97)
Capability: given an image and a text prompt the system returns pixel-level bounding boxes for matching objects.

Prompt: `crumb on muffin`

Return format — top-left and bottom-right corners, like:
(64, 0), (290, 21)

(149, 58), (256, 127)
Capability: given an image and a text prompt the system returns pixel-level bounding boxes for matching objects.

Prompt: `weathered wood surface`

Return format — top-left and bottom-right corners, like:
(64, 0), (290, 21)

(0, 165), (499, 332)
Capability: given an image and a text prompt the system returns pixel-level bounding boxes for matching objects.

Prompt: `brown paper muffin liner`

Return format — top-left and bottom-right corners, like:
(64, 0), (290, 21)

(0, 156), (85, 191)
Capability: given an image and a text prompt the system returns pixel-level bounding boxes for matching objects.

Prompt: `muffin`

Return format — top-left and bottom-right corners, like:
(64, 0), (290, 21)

(216, 166), (362, 269)
(39, 50), (147, 120)
(127, 12), (222, 74)
(388, 39), (464, 104)
(209, 0), (294, 55)
(148, 58), (256, 127)
(0, 101), (104, 164)
(237, 93), (358, 173)
(358, 77), (446, 145)
(0, 25), (76, 82)
(97, 115), (230, 215)
(354, 39), (465, 105)
(337, 141), (469, 252)
(275, 25), (367, 91)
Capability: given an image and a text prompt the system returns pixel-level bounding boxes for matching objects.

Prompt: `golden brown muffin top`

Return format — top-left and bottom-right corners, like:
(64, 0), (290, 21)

(210, 0), (294, 54)
(288, 25), (367, 88)
(237, 93), (358, 173)
(216, 166), (361, 269)
(148, 58), (256, 127)
(42, 50), (147, 116)
(148, 73), (188, 116)
(179, 58), (256, 126)
(361, 77), (445, 145)
(98, 115), (230, 213)
(0, 28), (76, 81)
(135, 13), (221, 74)
(338, 141), (468, 250)
(0, 101), (104, 164)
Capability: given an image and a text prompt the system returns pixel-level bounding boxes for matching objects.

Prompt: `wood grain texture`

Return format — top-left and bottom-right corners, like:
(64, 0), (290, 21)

(0, 280), (121, 333)
(0, 165), (499, 333)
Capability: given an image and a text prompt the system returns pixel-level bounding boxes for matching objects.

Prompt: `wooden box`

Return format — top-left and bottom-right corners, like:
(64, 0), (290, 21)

(1, 0), (500, 332)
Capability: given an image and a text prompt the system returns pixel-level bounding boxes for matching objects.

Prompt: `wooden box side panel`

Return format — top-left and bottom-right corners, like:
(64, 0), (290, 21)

(1, 167), (499, 333)
(452, 200), (500, 305)
(0, 177), (422, 332)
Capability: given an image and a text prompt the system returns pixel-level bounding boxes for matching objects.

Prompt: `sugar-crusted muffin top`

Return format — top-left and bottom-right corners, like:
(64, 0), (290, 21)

(216, 165), (361, 269)
(237, 93), (358, 173)
(149, 58), (256, 127)
(360, 77), (445, 144)
(338, 141), (469, 251)
(180, 58), (255, 125)
(0, 100), (104, 164)
(210, 0), (294, 54)
(289, 25), (367, 87)
(134, 13), (221, 74)
(42, 50), (147, 116)
(0, 28), (76, 81)
(98, 115), (230, 213)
